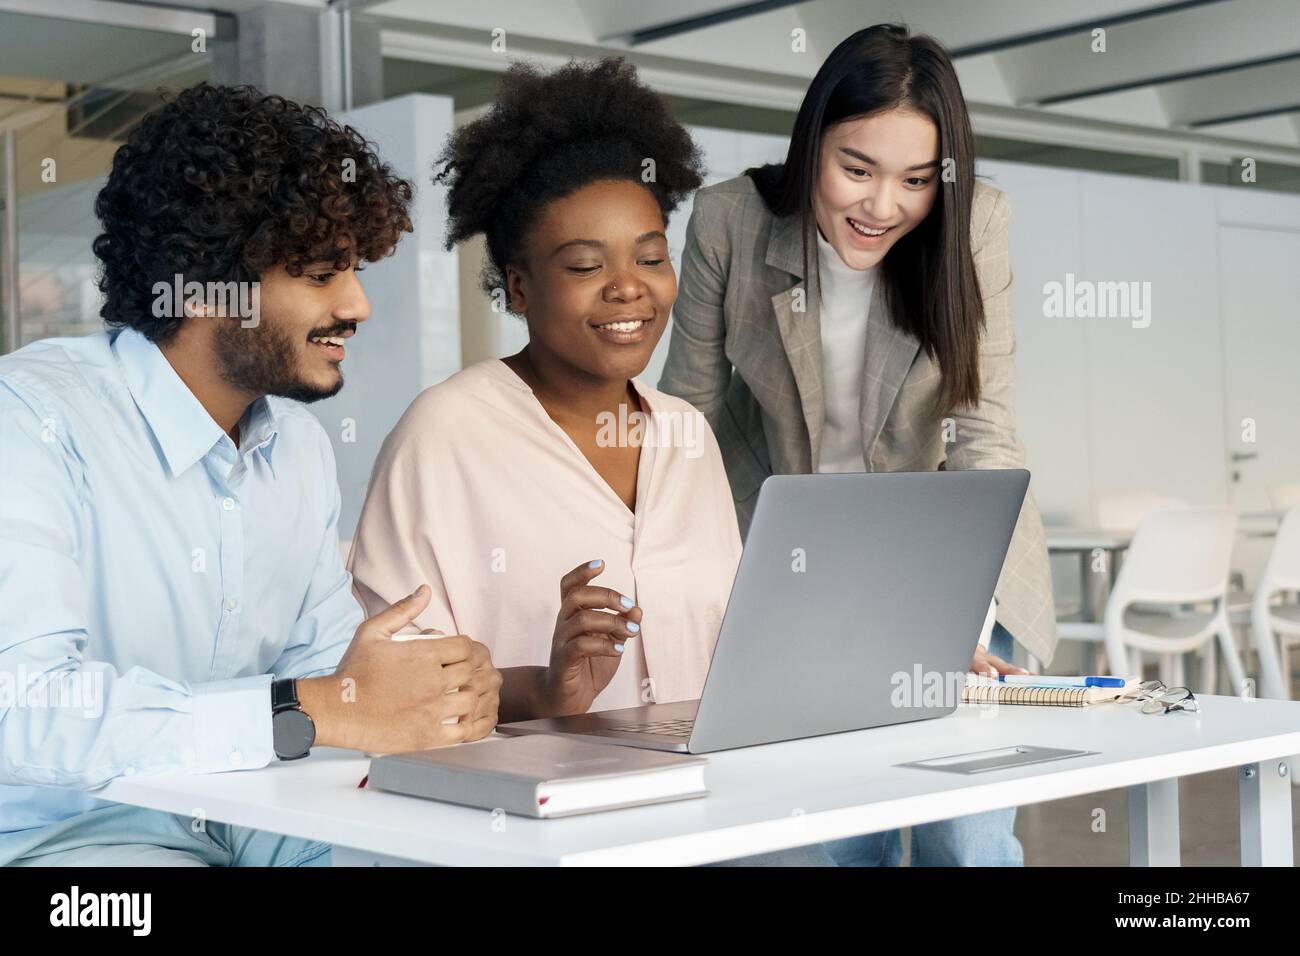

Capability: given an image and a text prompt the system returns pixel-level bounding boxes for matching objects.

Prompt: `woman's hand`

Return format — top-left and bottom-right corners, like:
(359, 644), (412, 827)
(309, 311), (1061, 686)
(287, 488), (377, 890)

(539, 560), (643, 717)
(969, 645), (1029, 679)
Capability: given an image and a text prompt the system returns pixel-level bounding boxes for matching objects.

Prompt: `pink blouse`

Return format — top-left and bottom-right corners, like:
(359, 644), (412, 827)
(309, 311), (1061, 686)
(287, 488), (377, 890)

(348, 359), (742, 710)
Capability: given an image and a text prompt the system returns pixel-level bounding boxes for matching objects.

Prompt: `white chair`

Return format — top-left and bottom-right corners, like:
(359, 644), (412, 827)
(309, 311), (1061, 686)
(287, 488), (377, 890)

(1095, 493), (1253, 688)
(1250, 508), (1300, 701)
(1094, 507), (1246, 693)
(1055, 493), (1190, 673)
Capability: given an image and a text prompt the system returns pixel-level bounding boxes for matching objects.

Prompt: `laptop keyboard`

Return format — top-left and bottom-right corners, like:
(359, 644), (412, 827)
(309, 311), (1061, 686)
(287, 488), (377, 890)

(606, 718), (695, 738)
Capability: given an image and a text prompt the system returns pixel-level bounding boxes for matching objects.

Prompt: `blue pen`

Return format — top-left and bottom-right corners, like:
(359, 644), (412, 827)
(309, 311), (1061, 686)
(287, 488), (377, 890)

(998, 675), (1127, 689)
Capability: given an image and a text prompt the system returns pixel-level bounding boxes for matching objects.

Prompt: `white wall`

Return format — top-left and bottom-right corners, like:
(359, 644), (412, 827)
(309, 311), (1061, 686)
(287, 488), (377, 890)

(311, 93), (460, 539)
(646, 125), (790, 386)
(981, 158), (1300, 589)
(982, 157), (1300, 512)
(980, 159), (1235, 524)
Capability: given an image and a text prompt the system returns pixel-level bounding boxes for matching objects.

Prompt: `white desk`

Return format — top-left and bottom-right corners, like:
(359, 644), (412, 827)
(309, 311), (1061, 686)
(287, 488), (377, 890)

(99, 695), (1299, 867)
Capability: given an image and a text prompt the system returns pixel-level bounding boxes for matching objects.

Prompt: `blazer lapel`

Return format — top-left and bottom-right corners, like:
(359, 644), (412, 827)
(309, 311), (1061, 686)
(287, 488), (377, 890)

(859, 279), (920, 467)
(766, 212), (823, 470)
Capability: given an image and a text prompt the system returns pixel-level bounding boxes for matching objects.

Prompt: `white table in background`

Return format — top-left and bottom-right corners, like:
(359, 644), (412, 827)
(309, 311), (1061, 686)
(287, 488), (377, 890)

(101, 695), (1299, 867)
(1046, 528), (1133, 620)
(1045, 529), (1135, 553)
(1047, 528), (1133, 672)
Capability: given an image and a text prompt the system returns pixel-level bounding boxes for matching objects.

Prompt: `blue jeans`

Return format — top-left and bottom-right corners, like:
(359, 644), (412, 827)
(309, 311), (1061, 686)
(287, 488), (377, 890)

(0, 803), (331, 867)
(823, 622), (1025, 867)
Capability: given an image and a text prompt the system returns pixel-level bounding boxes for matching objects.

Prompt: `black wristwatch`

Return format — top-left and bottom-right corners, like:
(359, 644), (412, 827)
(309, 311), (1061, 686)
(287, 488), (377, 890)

(271, 678), (315, 761)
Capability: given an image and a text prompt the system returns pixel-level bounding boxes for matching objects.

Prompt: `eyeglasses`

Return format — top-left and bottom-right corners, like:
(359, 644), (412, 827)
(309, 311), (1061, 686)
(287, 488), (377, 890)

(1132, 680), (1200, 715)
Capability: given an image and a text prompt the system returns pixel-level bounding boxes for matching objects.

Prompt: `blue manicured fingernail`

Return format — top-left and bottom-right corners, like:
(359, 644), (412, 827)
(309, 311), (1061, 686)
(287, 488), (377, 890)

(620, 594), (634, 608)
(589, 559), (603, 569)
(627, 621), (640, 633)
(614, 643), (625, 653)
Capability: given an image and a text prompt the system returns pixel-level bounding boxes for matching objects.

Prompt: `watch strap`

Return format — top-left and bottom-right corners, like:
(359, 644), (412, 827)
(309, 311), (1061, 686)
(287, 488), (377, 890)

(271, 677), (300, 713)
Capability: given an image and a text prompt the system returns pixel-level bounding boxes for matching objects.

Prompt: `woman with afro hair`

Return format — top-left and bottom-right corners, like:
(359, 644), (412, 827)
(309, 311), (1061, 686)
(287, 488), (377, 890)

(349, 59), (747, 728)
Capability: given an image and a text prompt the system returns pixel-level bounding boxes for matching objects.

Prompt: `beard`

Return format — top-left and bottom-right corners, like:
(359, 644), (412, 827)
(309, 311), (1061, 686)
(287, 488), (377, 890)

(212, 316), (344, 404)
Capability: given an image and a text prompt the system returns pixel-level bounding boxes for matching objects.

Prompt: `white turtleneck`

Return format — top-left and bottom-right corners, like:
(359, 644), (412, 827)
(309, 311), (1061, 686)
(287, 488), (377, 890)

(814, 228), (879, 474)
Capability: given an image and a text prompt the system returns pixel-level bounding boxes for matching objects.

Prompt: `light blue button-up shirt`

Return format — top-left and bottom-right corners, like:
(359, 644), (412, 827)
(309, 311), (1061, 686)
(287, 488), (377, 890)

(0, 327), (363, 832)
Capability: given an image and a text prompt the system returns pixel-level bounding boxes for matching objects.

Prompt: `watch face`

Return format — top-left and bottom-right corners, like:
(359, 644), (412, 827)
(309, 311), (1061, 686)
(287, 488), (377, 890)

(273, 708), (315, 760)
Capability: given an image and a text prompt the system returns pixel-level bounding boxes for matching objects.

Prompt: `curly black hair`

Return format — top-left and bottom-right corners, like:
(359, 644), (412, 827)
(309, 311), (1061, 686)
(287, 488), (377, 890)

(93, 83), (413, 341)
(434, 58), (705, 303)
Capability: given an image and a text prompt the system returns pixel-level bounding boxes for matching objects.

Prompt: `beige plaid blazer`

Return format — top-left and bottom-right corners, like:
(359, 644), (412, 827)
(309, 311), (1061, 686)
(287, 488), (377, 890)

(660, 175), (1058, 664)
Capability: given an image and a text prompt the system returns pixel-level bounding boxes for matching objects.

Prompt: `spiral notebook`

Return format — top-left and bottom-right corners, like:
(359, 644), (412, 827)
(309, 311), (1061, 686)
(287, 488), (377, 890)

(962, 675), (1141, 707)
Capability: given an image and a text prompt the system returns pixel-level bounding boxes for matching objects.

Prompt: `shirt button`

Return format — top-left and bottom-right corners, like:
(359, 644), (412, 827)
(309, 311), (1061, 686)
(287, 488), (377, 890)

(229, 750), (244, 767)
(225, 597), (239, 612)
(222, 497), (236, 511)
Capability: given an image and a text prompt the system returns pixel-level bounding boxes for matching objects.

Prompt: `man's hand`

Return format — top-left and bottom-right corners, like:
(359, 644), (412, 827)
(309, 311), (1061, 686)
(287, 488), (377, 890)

(463, 638), (502, 741)
(297, 585), (501, 753)
(414, 627), (501, 742)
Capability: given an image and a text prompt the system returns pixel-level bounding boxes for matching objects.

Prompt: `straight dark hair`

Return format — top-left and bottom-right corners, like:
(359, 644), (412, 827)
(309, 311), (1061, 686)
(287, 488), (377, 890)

(747, 23), (985, 414)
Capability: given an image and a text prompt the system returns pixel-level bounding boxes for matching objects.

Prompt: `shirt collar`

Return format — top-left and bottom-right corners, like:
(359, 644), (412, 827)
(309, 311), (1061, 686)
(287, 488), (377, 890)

(113, 328), (281, 478)
(239, 395), (281, 475)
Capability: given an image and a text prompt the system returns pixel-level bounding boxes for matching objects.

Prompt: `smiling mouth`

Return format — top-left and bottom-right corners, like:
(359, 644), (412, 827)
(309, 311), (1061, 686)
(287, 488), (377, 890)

(307, 327), (355, 362)
(590, 315), (654, 342)
(847, 217), (894, 238)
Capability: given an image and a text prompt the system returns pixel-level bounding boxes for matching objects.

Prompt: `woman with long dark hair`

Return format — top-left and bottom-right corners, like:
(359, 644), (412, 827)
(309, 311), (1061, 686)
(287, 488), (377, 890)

(661, 23), (1056, 866)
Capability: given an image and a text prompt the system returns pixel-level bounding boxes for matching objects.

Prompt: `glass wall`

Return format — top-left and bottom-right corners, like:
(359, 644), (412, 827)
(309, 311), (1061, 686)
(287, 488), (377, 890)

(0, 8), (208, 353)
(1201, 157), (1300, 195)
(975, 134), (1181, 180)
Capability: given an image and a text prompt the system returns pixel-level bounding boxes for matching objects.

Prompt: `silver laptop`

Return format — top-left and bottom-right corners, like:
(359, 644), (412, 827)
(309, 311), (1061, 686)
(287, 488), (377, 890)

(497, 469), (1030, 754)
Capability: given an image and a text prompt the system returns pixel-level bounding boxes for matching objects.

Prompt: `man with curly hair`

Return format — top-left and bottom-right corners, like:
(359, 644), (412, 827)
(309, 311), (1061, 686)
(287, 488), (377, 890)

(0, 84), (500, 866)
